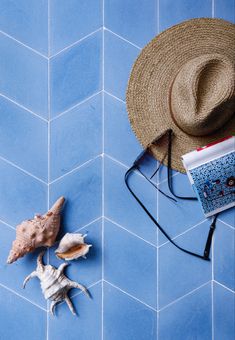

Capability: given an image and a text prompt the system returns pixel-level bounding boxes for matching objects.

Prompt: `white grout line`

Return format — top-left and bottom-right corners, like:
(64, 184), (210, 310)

(155, 0), (160, 316)
(46, 253), (50, 339)
(156, 20), (159, 326)
(156, 311), (160, 339)
(103, 27), (142, 50)
(104, 216), (157, 248)
(104, 280), (157, 312)
(157, 171), (180, 186)
(105, 153), (160, 185)
(0, 30), (48, 59)
(105, 153), (150, 180)
(212, 0), (215, 18)
(157, 0), (160, 35)
(50, 90), (102, 122)
(103, 90), (126, 104)
(105, 149), (179, 187)
(1, 216), (103, 236)
(49, 216), (102, 250)
(211, 281), (214, 340)
(65, 279), (102, 300)
(218, 219), (234, 230)
(47, 60), (51, 184)
(212, 226), (215, 339)
(212, 228), (215, 282)
(0, 93), (48, 122)
(73, 216), (102, 233)
(47, 1), (51, 339)
(101, 225), (104, 340)
(54, 280), (103, 313)
(156, 136), (160, 314)
(0, 155), (48, 185)
(158, 218), (207, 249)
(213, 280), (235, 294)
(105, 153), (129, 170)
(0, 283), (47, 312)
(102, 0), (105, 29)
(101, 144), (105, 334)
(0, 218), (15, 230)
(158, 281), (211, 312)
(102, 5), (105, 336)
(49, 154), (101, 184)
(50, 28), (103, 59)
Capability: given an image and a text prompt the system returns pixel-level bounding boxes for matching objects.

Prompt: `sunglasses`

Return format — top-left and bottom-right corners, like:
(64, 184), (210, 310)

(125, 129), (218, 261)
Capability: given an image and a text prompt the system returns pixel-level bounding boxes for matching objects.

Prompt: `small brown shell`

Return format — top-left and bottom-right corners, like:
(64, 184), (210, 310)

(55, 233), (92, 261)
(7, 197), (65, 264)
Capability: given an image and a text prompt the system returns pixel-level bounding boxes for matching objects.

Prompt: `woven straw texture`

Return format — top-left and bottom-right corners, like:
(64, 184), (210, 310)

(126, 18), (235, 173)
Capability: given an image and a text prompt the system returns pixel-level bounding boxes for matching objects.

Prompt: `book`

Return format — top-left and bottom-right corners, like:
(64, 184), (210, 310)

(182, 136), (235, 217)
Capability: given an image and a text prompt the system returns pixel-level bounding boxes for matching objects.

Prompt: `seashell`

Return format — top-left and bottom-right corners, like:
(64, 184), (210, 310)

(55, 233), (92, 261)
(7, 197), (65, 264)
(23, 251), (90, 315)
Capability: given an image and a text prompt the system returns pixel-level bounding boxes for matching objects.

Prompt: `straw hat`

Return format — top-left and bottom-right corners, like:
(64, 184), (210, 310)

(126, 18), (235, 173)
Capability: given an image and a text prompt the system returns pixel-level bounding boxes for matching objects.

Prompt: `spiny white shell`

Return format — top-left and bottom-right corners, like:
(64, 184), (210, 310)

(40, 265), (68, 300)
(55, 233), (92, 261)
(23, 252), (89, 315)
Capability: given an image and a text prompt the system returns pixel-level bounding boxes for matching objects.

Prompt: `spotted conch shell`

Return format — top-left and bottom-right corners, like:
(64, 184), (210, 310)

(7, 197), (65, 264)
(23, 251), (90, 315)
(55, 233), (92, 261)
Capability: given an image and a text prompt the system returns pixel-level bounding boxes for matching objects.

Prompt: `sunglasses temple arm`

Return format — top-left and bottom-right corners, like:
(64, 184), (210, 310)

(137, 167), (177, 202)
(133, 142), (177, 202)
(150, 158), (163, 179)
(203, 214), (218, 259)
(125, 166), (210, 261)
(167, 130), (197, 200)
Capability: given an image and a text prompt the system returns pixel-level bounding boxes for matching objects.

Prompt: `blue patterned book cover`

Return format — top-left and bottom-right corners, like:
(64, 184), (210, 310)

(182, 137), (235, 217)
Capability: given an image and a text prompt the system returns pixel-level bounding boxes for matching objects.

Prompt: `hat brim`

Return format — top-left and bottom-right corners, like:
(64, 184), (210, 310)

(126, 18), (235, 173)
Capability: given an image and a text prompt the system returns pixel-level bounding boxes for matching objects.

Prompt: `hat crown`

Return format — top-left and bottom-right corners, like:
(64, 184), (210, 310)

(170, 54), (235, 136)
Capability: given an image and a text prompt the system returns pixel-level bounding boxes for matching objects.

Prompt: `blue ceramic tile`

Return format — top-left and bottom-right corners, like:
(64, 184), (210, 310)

(158, 164), (178, 185)
(50, 157), (102, 233)
(0, 222), (47, 308)
(50, 0), (102, 55)
(104, 157), (158, 245)
(0, 34), (48, 118)
(213, 282), (235, 340)
(158, 172), (204, 245)
(0, 159), (47, 226)
(104, 93), (142, 166)
(50, 94), (102, 181)
(0, 1), (234, 338)
(104, 92), (159, 178)
(104, 282), (157, 340)
(0, 96), (48, 181)
(0, 284), (46, 340)
(159, 0), (212, 32)
(104, 220), (157, 308)
(104, 30), (140, 101)
(214, 0), (235, 23)
(214, 222), (235, 291)
(50, 31), (102, 117)
(158, 221), (211, 308)
(219, 207), (235, 228)
(49, 219), (102, 287)
(0, 0), (48, 55)
(138, 153), (160, 182)
(158, 283), (211, 340)
(49, 283), (102, 339)
(105, 0), (156, 47)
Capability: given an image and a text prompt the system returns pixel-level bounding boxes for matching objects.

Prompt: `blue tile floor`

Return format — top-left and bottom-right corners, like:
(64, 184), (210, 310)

(0, 1), (234, 339)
